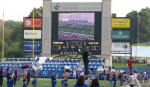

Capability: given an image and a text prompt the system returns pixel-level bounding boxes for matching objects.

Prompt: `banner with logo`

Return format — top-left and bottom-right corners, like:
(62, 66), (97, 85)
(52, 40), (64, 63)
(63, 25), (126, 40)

(24, 30), (41, 39)
(112, 42), (130, 53)
(112, 18), (131, 28)
(23, 41), (42, 51)
(112, 29), (130, 42)
(24, 18), (42, 28)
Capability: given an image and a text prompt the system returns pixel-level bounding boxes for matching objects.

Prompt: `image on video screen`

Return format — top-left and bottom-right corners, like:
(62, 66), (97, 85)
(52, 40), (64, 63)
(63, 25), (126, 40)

(58, 13), (95, 40)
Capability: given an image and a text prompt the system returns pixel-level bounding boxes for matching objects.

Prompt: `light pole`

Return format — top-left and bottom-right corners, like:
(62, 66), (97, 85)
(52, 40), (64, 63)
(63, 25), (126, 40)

(32, 9), (35, 58)
(137, 14), (140, 46)
(1, 11), (5, 61)
(135, 15), (140, 61)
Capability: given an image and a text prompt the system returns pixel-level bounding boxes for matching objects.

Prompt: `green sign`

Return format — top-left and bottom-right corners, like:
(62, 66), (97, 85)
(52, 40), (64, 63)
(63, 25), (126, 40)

(112, 30), (130, 42)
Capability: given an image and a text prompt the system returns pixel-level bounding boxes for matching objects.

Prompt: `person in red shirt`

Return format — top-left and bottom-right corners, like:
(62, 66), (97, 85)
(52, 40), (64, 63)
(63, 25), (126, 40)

(127, 58), (133, 72)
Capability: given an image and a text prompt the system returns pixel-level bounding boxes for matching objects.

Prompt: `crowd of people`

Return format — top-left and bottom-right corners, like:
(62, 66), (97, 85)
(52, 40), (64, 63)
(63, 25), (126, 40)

(0, 65), (38, 87)
(0, 64), (149, 87)
(50, 65), (150, 87)
(96, 65), (149, 87)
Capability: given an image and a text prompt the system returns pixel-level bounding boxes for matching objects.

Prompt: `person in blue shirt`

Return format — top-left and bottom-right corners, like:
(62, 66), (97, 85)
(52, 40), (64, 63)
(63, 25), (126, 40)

(51, 71), (57, 87)
(0, 67), (3, 87)
(27, 69), (31, 85)
(90, 78), (100, 87)
(6, 67), (14, 87)
(112, 72), (117, 87)
(61, 79), (68, 87)
(74, 76), (88, 87)
(22, 70), (28, 87)
(61, 70), (69, 87)
(32, 70), (37, 87)
(118, 72), (123, 86)
(13, 69), (18, 86)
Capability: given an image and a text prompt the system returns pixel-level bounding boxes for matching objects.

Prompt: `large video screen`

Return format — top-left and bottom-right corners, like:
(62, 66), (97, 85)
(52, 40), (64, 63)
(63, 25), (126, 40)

(58, 13), (95, 40)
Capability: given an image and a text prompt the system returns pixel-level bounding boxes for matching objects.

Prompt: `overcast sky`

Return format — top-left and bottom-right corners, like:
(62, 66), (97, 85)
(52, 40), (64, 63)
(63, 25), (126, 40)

(0, 0), (150, 21)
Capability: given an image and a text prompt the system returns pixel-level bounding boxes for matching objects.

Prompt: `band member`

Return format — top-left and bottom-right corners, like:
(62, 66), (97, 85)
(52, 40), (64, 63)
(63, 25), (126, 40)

(61, 68), (70, 87)
(32, 70), (37, 87)
(6, 67), (14, 87)
(51, 71), (57, 87)
(0, 67), (3, 87)
(13, 69), (18, 86)
(22, 70), (28, 87)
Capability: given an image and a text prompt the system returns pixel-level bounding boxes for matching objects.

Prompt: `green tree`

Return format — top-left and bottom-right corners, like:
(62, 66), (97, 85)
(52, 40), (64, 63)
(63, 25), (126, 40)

(0, 19), (24, 58)
(5, 22), (24, 58)
(139, 8), (150, 42)
(127, 11), (139, 43)
(28, 6), (43, 17)
(127, 7), (150, 43)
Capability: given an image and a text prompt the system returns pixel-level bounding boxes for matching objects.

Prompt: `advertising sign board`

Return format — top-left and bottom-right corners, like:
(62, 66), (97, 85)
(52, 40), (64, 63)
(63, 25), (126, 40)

(24, 18), (42, 28)
(23, 41), (42, 51)
(24, 30), (41, 39)
(112, 30), (130, 42)
(112, 42), (130, 53)
(112, 18), (131, 28)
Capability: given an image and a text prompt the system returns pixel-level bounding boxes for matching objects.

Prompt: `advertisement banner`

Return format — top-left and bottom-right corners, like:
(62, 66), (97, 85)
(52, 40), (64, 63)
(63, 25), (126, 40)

(24, 18), (42, 28)
(23, 41), (42, 51)
(112, 30), (130, 42)
(52, 2), (102, 12)
(24, 30), (41, 39)
(112, 18), (131, 28)
(112, 42), (130, 53)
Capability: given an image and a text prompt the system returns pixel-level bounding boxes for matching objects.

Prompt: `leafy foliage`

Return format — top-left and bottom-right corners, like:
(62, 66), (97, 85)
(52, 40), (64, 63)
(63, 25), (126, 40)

(28, 6), (43, 17)
(127, 7), (150, 43)
(0, 20), (24, 59)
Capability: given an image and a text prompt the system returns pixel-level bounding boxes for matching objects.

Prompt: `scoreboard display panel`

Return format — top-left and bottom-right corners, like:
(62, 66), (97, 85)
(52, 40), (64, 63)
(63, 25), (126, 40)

(51, 12), (101, 55)
(50, 2), (102, 55)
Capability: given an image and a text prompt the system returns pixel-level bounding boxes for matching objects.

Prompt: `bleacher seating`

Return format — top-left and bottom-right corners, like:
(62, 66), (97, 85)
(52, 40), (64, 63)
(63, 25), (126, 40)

(0, 57), (105, 78)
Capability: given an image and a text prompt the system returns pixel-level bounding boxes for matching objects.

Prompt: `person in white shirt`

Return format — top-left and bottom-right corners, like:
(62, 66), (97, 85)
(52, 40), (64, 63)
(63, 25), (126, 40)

(129, 73), (136, 87)
(73, 67), (77, 78)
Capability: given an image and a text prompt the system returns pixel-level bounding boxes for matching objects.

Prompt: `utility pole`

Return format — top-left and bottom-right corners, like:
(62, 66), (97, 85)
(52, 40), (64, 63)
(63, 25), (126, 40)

(32, 9), (35, 58)
(137, 15), (140, 46)
(1, 11), (5, 61)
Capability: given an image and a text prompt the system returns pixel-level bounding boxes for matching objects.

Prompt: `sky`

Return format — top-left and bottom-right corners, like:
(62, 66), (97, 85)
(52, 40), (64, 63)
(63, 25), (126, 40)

(0, 0), (150, 21)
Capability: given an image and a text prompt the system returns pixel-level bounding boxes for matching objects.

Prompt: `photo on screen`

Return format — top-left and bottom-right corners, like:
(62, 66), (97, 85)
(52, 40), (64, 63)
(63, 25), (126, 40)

(58, 13), (95, 40)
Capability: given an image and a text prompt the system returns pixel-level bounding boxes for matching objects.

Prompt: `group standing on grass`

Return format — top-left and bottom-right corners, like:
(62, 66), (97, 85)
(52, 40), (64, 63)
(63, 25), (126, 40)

(0, 64), (149, 87)
(0, 65), (38, 87)
(51, 67), (100, 87)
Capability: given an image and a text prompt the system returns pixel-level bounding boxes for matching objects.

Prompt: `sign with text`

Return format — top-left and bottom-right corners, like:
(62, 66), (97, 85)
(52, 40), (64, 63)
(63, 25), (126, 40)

(112, 42), (130, 53)
(112, 30), (130, 42)
(52, 2), (102, 12)
(24, 30), (41, 39)
(24, 18), (42, 28)
(112, 18), (131, 28)
(23, 41), (42, 51)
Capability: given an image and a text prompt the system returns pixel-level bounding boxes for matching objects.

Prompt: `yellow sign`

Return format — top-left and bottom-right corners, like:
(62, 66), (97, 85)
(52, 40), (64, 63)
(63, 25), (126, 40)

(112, 18), (131, 28)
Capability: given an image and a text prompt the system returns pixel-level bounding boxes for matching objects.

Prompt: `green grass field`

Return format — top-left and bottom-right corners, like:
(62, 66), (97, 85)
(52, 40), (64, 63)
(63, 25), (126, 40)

(2, 78), (121, 87)
(113, 62), (150, 68)
(133, 42), (150, 46)
(2, 78), (150, 87)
